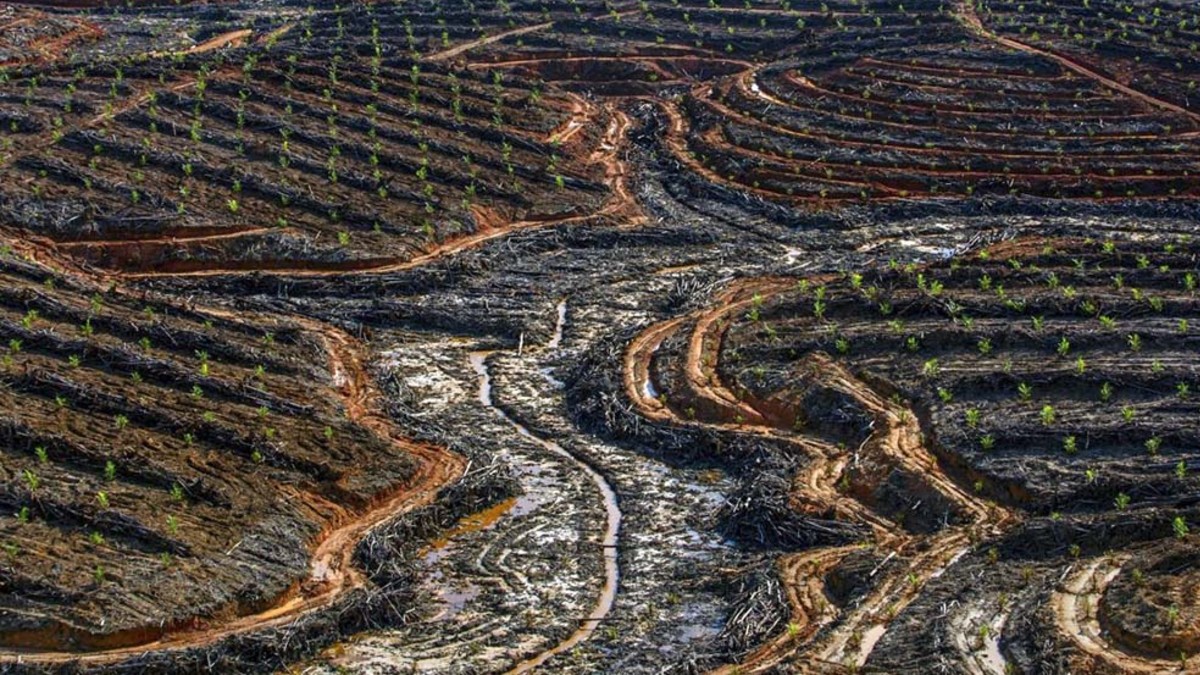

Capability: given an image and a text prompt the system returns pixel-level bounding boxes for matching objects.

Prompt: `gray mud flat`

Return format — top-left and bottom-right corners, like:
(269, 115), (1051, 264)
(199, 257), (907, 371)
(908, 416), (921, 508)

(314, 341), (603, 674)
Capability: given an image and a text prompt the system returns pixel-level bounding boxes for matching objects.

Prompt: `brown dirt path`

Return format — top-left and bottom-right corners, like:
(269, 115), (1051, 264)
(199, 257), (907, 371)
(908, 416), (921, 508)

(1053, 557), (1196, 673)
(425, 22), (554, 62)
(621, 276), (1017, 674)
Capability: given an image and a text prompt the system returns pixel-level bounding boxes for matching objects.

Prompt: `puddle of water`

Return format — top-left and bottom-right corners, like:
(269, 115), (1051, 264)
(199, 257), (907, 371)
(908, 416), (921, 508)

(980, 610), (1008, 675)
(955, 603), (1010, 675)
(643, 375), (660, 400)
(468, 351), (622, 674)
(433, 583), (482, 622)
(861, 237), (960, 259)
(511, 492), (541, 517)
(539, 366), (566, 389)
(641, 342), (661, 400)
(424, 497), (519, 564)
(546, 299), (567, 351)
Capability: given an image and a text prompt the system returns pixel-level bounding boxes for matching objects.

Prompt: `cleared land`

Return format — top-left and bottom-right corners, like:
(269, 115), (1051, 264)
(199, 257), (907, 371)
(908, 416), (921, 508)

(0, 0), (1198, 673)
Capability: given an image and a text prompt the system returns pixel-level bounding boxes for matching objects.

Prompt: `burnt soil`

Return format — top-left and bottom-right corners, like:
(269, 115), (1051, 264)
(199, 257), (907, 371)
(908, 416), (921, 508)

(0, 0), (1199, 673)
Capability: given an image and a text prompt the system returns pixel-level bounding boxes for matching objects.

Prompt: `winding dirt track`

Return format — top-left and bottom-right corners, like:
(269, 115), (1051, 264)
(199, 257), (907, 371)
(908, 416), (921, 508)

(622, 277), (1016, 673)
(146, 27), (250, 58)
(716, 546), (850, 674)
(546, 93), (594, 145)
(1053, 557), (1194, 673)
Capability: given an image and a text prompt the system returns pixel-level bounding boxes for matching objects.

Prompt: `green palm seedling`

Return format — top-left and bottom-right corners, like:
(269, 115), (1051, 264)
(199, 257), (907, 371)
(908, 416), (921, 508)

(1108, 487), (1128, 509)
(1127, 333), (1142, 352)
(922, 358), (939, 378)
(1146, 436), (1163, 456)
(965, 408), (981, 429)
(1063, 435), (1077, 454)
(1039, 405), (1056, 426)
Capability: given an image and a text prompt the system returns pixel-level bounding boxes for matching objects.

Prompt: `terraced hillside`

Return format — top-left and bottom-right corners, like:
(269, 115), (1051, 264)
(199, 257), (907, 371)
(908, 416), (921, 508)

(1, 2), (616, 275)
(978, 0), (1200, 116)
(0, 240), (455, 654)
(0, 0), (1198, 673)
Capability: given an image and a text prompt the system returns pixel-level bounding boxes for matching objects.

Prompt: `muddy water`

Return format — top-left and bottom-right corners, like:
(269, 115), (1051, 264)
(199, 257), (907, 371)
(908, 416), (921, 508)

(468, 350), (622, 673)
(546, 299), (567, 350)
